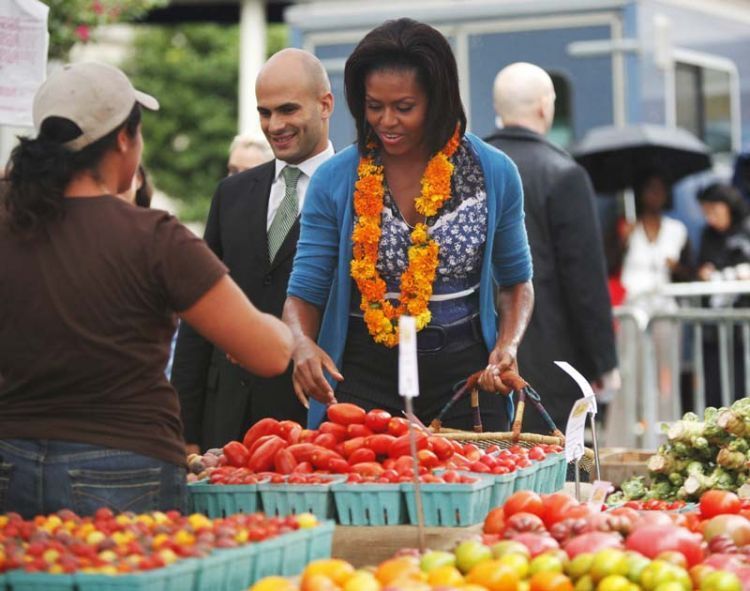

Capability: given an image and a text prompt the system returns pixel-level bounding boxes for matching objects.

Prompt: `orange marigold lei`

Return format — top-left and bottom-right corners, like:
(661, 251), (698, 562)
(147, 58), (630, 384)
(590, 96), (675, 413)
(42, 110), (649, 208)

(350, 128), (460, 347)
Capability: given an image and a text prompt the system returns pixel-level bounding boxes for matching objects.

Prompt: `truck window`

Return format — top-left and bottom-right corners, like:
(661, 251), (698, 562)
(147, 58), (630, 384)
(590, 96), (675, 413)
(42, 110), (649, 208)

(675, 62), (733, 153)
(549, 73), (573, 149)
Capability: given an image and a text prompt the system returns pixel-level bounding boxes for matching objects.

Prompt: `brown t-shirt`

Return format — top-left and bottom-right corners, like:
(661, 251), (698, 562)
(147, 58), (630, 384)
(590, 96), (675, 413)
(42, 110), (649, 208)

(0, 196), (227, 466)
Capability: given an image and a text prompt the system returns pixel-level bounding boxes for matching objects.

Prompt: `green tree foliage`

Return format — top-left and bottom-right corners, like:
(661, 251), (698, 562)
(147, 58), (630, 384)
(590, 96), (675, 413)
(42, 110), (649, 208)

(125, 23), (287, 222)
(45, 0), (166, 60)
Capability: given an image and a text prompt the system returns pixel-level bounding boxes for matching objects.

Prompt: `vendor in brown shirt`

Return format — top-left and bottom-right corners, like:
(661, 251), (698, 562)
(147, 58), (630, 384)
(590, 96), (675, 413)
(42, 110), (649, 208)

(0, 62), (293, 518)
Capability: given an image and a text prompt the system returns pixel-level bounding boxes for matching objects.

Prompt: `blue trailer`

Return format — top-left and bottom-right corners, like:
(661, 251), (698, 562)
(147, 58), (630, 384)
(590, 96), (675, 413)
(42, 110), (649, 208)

(286, 0), (748, 157)
(286, 0), (750, 249)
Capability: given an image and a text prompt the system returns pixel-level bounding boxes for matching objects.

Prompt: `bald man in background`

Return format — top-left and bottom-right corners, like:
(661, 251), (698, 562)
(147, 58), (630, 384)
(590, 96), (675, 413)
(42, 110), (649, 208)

(172, 49), (334, 451)
(227, 134), (273, 176)
(485, 62), (618, 434)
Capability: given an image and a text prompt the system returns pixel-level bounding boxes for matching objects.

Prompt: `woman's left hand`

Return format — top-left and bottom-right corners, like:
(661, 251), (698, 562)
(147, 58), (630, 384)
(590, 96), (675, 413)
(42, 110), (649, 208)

(479, 347), (517, 394)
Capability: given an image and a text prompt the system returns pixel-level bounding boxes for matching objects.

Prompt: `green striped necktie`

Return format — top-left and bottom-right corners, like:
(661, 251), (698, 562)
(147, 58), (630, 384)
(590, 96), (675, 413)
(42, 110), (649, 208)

(268, 165), (302, 261)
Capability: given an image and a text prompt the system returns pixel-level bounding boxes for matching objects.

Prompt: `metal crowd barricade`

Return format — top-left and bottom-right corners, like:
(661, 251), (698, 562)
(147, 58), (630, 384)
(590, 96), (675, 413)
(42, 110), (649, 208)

(611, 281), (750, 449)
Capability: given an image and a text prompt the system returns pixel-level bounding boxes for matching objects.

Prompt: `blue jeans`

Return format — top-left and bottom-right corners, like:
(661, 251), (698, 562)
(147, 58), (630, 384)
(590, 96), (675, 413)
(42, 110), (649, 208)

(0, 439), (187, 519)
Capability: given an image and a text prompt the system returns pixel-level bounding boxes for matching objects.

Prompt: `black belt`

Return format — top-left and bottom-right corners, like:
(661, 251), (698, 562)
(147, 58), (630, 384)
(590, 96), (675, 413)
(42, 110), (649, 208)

(349, 313), (483, 353)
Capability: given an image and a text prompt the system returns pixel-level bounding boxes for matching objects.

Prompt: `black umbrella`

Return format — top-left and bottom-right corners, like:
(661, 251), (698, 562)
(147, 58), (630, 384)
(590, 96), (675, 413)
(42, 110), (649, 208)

(572, 124), (712, 194)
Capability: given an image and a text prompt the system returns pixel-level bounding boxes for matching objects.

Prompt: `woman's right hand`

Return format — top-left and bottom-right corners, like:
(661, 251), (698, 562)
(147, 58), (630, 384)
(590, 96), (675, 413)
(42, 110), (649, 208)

(291, 335), (342, 407)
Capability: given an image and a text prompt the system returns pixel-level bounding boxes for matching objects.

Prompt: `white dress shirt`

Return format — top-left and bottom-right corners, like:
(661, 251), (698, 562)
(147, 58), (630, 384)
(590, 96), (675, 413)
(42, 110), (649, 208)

(266, 141), (335, 231)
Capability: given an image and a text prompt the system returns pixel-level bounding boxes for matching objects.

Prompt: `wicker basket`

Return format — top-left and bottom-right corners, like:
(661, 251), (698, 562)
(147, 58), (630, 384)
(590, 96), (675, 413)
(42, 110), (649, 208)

(428, 367), (594, 473)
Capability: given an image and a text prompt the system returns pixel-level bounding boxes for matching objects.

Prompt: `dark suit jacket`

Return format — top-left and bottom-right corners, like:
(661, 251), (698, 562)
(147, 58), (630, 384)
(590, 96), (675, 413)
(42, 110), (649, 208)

(485, 127), (617, 433)
(171, 161), (306, 450)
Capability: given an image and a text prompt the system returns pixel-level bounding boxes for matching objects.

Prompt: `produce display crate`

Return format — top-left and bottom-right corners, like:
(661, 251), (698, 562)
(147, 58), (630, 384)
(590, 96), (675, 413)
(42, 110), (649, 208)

(251, 536), (284, 582)
(187, 481), (260, 518)
(401, 475), (493, 527)
(306, 521), (335, 562)
(77, 560), (202, 591)
(5, 571), (75, 591)
(194, 548), (233, 591)
(599, 449), (654, 486)
(537, 452), (566, 494)
(278, 528), (310, 577)
(488, 472), (516, 508)
(217, 544), (257, 591)
(258, 476), (344, 520)
(513, 462), (540, 493)
(331, 482), (406, 526)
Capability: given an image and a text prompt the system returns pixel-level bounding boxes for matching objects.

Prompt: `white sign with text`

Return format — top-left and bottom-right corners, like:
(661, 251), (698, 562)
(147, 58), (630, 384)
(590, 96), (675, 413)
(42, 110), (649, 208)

(557, 361), (597, 462)
(0, 0), (48, 126)
(399, 316), (420, 398)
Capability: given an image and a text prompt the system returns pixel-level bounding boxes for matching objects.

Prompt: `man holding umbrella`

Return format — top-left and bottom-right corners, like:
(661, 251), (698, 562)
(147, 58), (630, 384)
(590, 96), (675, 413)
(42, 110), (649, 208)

(485, 62), (619, 434)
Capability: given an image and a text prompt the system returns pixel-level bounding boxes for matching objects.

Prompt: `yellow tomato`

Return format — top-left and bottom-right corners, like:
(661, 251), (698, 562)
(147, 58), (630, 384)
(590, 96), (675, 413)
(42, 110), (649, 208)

(428, 565), (465, 588)
(466, 560), (520, 591)
(251, 576), (298, 591)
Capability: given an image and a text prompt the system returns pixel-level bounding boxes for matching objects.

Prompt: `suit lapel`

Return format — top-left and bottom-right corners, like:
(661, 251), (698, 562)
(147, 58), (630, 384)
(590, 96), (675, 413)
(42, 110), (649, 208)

(269, 218), (300, 270)
(245, 163), (275, 268)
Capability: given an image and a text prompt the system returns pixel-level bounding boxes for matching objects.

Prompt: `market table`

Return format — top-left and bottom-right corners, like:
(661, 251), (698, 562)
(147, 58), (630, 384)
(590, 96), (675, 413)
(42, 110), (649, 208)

(331, 524), (483, 567)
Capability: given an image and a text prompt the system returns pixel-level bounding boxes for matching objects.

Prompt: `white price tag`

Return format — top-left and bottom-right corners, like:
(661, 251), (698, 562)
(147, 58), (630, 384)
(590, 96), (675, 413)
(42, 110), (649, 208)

(555, 361), (597, 415)
(556, 361), (597, 463)
(588, 480), (614, 510)
(399, 316), (419, 398)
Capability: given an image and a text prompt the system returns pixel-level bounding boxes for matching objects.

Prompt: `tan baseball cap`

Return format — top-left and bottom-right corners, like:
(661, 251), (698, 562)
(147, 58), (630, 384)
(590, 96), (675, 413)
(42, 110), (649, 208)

(33, 62), (159, 151)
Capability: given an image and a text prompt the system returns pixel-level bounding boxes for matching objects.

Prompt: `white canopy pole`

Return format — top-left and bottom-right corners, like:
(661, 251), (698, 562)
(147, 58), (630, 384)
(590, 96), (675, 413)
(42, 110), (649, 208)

(238, 0), (266, 137)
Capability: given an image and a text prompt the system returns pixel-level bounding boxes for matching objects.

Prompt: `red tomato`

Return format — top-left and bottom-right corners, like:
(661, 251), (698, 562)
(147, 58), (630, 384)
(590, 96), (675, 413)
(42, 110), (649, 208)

(285, 443), (317, 463)
(341, 436), (366, 458)
(351, 462), (385, 477)
(387, 417), (409, 437)
(394, 455), (414, 475)
(564, 532), (623, 558)
(273, 448), (297, 474)
(222, 441), (250, 468)
(318, 421), (348, 442)
(242, 418), (281, 450)
(348, 448), (377, 465)
(417, 449), (440, 468)
(483, 507), (506, 534)
(625, 524), (704, 567)
(247, 435), (286, 472)
(700, 490), (741, 519)
(292, 461), (313, 473)
(277, 419), (302, 438)
(462, 443), (482, 461)
(528, 446), (546, 461)
(310, 448), (344, 471)
(469, 460), (491, 473)
(327, 402), (366, 426)
(365, 434), (397, 456)
(541, 492), (579, 528)
(313, 432), (338, 450)
(328, 458), (351, 473)
(347, 424), (374, 439)
(503, 490), (544, 519)
(428, 436), (455, 461)
(365, 409), (392, 433)
(388, 432), (428, 459)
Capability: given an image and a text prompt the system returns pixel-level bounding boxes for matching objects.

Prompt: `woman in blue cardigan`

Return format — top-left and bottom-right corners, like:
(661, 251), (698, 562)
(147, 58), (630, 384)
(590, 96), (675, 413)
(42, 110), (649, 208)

(284, 18), (534, 428)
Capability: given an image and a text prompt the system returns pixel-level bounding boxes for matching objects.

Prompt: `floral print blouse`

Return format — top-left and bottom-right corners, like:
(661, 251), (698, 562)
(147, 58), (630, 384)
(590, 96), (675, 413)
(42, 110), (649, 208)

(352, 137), (488, 324)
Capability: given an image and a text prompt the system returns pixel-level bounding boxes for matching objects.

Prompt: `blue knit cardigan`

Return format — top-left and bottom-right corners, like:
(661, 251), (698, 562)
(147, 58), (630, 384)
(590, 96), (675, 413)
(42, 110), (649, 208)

(287, 133), (533, 427)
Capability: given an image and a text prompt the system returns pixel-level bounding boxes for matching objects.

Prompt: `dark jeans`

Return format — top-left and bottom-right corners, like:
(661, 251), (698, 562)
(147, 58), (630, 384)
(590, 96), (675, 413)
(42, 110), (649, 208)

(335, 315), (510, 431)
(0, 439), (187, 519)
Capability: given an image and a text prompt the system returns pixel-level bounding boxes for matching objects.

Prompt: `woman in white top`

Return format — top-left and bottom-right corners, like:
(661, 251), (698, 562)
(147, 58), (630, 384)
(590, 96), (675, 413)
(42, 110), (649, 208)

(619, 170), (692, 422)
